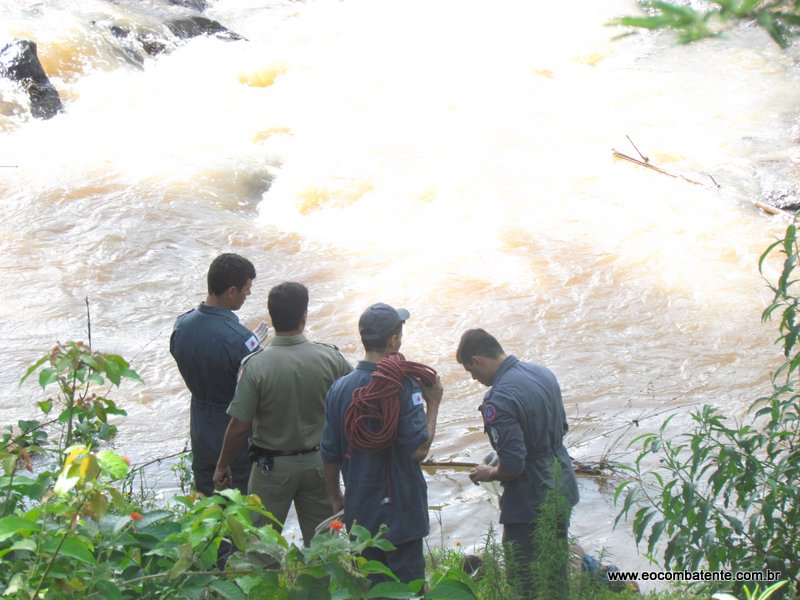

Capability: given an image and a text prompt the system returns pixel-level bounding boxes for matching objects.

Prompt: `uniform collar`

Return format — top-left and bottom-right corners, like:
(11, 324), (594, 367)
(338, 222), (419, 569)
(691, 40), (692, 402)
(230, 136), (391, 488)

(197, 302), (237, 321)
(492, 355), (519, 386)
(356, 360), (378, 371)
(267, 333), (308, 347)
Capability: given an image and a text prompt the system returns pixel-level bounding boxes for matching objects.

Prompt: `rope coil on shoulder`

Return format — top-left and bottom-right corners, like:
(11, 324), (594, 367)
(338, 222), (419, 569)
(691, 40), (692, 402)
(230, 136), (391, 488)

(344, 352), (436, 453)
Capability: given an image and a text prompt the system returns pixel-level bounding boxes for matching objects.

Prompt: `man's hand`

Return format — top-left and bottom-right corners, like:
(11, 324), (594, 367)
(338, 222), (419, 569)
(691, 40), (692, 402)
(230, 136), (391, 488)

(213, 464), (233, 491)
(324, 462), (345, 513)
(420, 375), (443, 407)
(469, 463), (495, 485)
(410, 376), (443, 461)
(331, 492), (344, 514)
(253, 321), (269, 345)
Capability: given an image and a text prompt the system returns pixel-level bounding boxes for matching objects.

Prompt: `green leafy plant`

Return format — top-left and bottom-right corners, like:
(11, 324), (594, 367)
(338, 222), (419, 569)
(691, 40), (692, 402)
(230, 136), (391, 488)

(715, 581), (790, 600)
(531, 463), (572, 600)
(615, 220), (800, 594)
(2, 342), (482, 599)
(20, 341), (140, 455)
(611, 1), (800, 48)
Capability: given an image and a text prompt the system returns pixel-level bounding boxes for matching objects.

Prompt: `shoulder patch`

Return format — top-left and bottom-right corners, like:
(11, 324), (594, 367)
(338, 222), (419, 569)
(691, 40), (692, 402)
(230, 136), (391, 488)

(482, 403), (498, 423)
(314, 341), (340, 351)
(244, 334), (259, 352)
(411, 392), (425, 406)
(240, 347), (262, 367)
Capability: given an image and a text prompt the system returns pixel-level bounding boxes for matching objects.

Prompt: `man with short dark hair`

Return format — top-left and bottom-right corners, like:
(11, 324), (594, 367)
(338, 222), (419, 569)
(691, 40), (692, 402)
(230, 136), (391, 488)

(170, 253), (259, 496)
(457, 328), (579, 600)
(213, 282), (352, 545)
(321, 303), (443, 584)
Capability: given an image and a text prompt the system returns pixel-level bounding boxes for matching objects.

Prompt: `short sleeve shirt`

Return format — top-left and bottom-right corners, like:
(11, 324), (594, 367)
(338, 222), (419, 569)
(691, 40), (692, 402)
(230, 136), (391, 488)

(228, 334), (353, 450)
(170, 303), (259, 407)
(320, 361), (429, 544)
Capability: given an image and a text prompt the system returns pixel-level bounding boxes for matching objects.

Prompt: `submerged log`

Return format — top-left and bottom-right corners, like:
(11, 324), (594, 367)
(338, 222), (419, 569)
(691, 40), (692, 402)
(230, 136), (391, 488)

(0, 40), (63, 120)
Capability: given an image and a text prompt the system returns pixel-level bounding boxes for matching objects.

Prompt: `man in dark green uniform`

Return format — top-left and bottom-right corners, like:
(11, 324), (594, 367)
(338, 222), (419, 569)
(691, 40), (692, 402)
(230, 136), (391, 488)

(170, 253), (259, 497)
(214, 282), (352, 545)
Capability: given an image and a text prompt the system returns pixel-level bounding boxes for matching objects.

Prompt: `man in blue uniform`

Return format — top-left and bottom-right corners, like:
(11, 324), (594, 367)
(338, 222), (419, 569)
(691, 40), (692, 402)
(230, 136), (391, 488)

(170, 253), (259, 497)
(320, 303), (443, 584)
(457, 328), (579, 599)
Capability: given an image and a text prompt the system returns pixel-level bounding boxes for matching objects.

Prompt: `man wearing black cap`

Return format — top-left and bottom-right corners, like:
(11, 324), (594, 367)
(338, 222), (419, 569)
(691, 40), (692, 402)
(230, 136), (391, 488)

(320, 303), (443, 584)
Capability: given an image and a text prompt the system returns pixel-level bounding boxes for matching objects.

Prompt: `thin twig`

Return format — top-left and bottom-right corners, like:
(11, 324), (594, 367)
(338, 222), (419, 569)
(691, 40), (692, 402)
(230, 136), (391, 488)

(0, 417), (60, 454)
(31, 528), (71, 599)
(85, 296), (92, 351)
(626, 134), (649, 163)
(2, 464), (16, 517)
(612, 149), (703, 185)
(130, 450), (188, 473)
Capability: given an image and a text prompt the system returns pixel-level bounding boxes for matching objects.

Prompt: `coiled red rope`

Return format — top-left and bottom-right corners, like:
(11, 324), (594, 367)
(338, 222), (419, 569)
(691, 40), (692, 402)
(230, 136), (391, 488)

(344, 352), (437, 453)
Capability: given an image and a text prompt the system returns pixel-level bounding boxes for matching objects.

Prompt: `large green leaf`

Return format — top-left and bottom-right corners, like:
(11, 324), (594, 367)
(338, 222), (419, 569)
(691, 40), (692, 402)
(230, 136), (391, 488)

(367, 581), (418, 599)
(424, 579), (478, 600)
(96, 450), (130, 480)
(42, 534), (96, 564)
(38, 367), (58, 389)
(18, 353), (49, 386)
(0, 515), (40, 542)
(208, 579), (247, 600)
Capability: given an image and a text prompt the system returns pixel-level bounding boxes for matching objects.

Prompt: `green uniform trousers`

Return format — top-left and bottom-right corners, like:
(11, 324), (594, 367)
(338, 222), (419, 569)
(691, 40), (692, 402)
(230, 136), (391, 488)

(248, 450), (331, 546)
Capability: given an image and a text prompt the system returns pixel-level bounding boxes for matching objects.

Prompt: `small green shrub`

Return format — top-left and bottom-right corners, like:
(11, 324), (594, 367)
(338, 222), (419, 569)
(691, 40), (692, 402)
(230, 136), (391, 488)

(615, 221), (800, 596)
(2, 341), (479, 599)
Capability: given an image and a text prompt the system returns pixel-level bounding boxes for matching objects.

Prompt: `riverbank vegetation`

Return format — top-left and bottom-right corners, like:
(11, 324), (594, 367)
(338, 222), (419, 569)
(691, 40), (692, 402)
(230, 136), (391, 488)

(5, 220), (800, 598)
(612, 1), (800, 48)
(614, 220), (800, 599)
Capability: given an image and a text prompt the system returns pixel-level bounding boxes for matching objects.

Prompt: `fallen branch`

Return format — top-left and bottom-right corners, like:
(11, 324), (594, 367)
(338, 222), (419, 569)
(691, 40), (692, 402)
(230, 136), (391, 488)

(420, 458), (619, 478)
(612, 149), (704, 185)
(754, 200), (799, 221)
(613, 144), (799, 220)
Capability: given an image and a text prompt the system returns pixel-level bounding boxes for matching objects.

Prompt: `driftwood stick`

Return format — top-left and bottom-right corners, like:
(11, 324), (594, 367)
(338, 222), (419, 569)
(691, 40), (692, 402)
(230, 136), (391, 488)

(612, 149), (704, 186)
(613, 147), (800, 220)
(420, 459), (616, 478)
(754, 201), (799, 221)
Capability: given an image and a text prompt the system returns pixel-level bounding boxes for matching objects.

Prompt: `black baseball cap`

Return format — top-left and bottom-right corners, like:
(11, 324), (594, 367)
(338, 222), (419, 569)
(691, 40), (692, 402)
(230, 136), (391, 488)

(359, 302), (410, 342)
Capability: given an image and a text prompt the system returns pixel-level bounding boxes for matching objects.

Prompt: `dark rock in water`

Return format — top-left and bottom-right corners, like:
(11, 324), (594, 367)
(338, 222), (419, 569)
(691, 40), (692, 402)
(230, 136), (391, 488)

(140, 38), (169, 57)
(104, 22), (166, 59)
(167, 0), (209, 10)
(0, 40), (63, 119)
(96, 1), (244, 58)
(166, 16), (244, 41)
(764, 189), (800, 213)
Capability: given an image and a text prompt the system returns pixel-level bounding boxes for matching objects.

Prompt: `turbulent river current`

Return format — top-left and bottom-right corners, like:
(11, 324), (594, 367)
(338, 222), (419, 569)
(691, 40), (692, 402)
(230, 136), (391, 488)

(2, 0), (800, 585)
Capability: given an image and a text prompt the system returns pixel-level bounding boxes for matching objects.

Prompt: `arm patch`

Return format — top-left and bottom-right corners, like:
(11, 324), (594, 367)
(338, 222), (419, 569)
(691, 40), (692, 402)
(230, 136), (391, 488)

(245, 334), (259, 352)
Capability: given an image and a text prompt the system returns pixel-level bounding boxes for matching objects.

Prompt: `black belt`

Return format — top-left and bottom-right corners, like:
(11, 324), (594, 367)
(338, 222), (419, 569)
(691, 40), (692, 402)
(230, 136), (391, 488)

(249, 442), (319, 459)
(271, 445), (320, 457)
